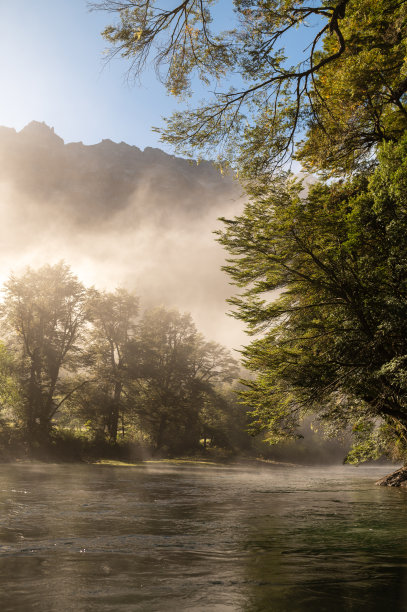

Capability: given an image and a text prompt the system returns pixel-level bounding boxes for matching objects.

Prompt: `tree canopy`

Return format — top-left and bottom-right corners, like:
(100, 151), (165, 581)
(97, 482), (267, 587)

(86, 288), (140, 442)
(94, 1), (407, 463)
(96, 0), (407, 183)
(131, 307), (239, 452)
(0, 263), (242, 457)
(218, 137), (407, 462)
(1, 263), (88, 443)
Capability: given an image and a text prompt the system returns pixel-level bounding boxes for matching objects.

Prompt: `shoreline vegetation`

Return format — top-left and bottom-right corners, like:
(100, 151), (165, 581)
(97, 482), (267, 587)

(4, 454), (402, 490)
(95, 1), (407, 485)
(0, 261), (365, 473)
(0, 263), (403, 484)
(0, 430), (396, 477)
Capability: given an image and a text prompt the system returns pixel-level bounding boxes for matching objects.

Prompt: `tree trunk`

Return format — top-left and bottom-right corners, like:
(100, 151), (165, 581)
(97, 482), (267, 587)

(376, 466), (407, 487)
(155, 415), (167, 452)
(26, 360), (37, 436)
(108, 380), (122, 443)
(26, 350), (43, 444)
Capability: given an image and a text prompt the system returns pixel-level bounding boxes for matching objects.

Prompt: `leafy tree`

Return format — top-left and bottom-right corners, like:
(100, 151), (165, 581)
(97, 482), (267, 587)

(132, 306), (238, 453)
(218, 136), (407, 462)
(96, 0), (407, 182)
(1, 263), (88, 443)
(0, 342), (22, 424)
(68, 288), (139, 443)
(199, 382), (253, 452)
(97, 1), (407, 468)
(298, 0), (407, 176)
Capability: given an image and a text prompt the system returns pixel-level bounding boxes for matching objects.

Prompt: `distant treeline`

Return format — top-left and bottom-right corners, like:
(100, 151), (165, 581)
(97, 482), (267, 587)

(0, 262), (252, 460)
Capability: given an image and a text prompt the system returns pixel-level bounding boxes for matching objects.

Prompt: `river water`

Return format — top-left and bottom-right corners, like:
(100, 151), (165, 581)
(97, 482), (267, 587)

(0, 462), (406, 611)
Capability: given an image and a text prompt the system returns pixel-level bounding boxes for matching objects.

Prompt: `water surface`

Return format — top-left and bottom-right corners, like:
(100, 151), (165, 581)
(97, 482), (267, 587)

(0, 462), (406, 611)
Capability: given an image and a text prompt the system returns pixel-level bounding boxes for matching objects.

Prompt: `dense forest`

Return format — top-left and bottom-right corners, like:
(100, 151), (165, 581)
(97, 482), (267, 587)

(96, 0), (407, 474)
(4, 0), (407, 471)
(0, 261), (350, 463)
(0, 262), (255, 461)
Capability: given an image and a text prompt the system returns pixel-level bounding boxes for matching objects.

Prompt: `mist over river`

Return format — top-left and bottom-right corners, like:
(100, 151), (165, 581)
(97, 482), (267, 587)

(1, 463), (407, 611)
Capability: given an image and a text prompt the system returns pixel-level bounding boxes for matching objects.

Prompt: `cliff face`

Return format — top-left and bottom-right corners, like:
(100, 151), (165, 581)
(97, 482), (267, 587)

(0, 121), (240, 226)
(0, 122), (244, 347)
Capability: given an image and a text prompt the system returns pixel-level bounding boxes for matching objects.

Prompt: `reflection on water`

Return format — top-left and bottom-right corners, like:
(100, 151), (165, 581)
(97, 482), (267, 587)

(0, 463), (406, 611)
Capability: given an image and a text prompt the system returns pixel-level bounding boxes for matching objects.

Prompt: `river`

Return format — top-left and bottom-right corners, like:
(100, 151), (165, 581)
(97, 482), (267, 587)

(0, 462), (406, 611)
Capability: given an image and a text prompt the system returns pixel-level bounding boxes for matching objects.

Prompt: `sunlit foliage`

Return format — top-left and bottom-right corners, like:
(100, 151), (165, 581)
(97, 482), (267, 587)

(218, 137), (407, 461)
(0, 264), (241, 455)
(96, 2), (407, 462)
(1, 263), (88, 444)
(97, 0), (407, 185)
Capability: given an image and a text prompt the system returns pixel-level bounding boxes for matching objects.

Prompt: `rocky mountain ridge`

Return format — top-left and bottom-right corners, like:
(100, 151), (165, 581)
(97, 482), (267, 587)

(0, 121), (244, 348)
(0, 121), (240, 226)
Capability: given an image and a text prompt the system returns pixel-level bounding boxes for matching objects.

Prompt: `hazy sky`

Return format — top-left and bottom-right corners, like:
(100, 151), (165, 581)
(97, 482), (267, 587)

(0, 1), (314, 349)
(0, 1), (248, 350)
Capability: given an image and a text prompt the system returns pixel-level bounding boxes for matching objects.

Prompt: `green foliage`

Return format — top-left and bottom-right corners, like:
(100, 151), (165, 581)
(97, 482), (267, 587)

(0, 263), (88, 442)
(131, 306), (239, 453)
(96, 1), (407, 463)
(218, 136), (407, 460)
(0, 264), (240, 456)
(0, 342), (22, 420)
(98, 0), (407, 183)
(298, 0), (407, 175)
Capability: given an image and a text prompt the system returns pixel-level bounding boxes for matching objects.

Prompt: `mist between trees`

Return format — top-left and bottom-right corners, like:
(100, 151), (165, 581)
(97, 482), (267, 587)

(0, 261), (352, 464)
(92, 0), (407, 475)
(0, 261), (257, 461)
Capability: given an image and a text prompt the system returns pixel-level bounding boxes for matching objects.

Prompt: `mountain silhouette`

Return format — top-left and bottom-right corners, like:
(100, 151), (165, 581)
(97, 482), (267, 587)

(0, 121), (240, 226)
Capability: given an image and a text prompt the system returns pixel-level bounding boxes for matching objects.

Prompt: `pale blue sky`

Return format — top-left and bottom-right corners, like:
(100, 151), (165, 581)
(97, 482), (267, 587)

(0, 0), (174, 148)
(0, 0), (235, 149)
(0, 1), (318, 150)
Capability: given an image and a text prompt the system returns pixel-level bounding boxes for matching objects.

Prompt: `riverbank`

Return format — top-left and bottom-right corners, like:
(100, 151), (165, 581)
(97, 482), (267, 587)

(0, 427), (399, 479)
(376, 465), (407, 486)
(93, 456), (300, 469)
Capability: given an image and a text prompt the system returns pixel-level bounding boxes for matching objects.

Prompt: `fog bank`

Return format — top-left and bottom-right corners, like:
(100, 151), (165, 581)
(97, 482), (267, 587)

(0, 121), (246, 348)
